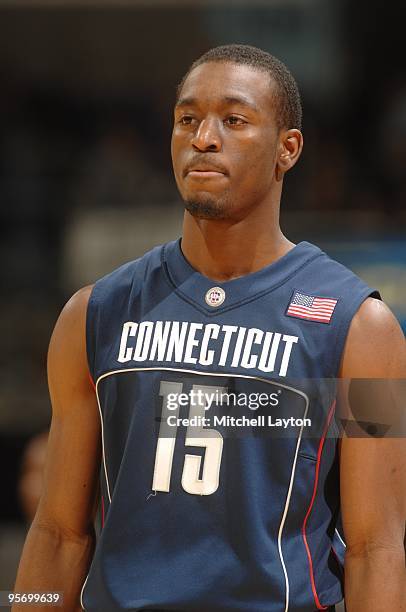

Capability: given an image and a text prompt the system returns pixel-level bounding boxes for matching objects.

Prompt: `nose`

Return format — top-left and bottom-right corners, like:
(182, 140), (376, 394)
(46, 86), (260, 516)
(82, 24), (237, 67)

(191, 117), (222, 152)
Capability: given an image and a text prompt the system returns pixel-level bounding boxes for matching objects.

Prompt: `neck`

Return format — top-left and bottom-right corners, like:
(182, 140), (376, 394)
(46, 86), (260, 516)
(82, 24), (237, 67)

(181, 197), (295, 282)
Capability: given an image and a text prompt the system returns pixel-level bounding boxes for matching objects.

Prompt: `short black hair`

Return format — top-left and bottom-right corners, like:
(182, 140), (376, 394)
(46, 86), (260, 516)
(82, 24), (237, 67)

(177, 44), (302, 131)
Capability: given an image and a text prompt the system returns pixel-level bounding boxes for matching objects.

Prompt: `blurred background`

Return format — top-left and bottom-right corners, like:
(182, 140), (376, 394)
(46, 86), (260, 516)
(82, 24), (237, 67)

(0, 0), (405, 600)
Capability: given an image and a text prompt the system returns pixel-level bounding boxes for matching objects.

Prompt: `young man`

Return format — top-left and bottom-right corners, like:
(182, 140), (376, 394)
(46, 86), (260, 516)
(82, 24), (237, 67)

(14, 45), (406, 611)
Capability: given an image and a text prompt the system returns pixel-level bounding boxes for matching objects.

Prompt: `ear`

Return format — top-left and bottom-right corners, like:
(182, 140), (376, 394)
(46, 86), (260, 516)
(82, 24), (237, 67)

(275, 129), (303, 182)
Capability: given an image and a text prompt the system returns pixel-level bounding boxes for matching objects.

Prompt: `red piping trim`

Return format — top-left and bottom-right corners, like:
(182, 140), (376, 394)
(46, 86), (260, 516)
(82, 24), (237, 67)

(302, 400), (336, 610)
(88, 371), (96, 391)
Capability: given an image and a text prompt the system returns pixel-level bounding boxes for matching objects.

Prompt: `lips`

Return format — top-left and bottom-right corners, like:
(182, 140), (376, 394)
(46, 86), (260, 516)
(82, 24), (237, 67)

(187, 170), (226, 179)
(184, 160), (228, 177)
(188, 167), (225, 174)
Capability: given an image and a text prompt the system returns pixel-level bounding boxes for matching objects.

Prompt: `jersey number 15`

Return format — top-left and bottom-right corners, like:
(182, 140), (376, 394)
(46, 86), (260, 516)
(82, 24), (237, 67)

(151, 381), (225, 496)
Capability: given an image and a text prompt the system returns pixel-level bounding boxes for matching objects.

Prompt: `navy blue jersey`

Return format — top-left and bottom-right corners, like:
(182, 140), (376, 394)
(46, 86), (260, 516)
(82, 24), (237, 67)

(81, 240), (378, 612)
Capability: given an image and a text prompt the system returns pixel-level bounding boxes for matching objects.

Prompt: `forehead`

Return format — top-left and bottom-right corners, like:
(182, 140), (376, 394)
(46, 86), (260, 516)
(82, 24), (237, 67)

(177, 61), (276, 111)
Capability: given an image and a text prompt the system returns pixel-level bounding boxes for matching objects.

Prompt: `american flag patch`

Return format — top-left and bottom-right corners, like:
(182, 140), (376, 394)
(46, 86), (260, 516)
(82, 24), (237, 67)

(286, 291), (337, 323)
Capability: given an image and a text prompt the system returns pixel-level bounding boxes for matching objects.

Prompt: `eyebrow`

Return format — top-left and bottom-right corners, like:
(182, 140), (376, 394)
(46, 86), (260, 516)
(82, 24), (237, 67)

(175, 95), (259, 113)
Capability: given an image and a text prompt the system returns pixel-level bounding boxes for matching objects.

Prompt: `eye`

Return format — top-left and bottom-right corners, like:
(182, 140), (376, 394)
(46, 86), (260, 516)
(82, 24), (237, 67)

(225, 115), (246, 126)
(178, 115), (195, 126)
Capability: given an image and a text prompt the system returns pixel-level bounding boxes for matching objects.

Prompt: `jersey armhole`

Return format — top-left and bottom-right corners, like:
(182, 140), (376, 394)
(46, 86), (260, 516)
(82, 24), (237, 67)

(86, 283), (100, 384)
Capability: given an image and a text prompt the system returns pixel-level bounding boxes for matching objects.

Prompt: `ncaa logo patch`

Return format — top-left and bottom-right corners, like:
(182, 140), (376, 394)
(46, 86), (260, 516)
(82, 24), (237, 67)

(205, 286), (226, 308)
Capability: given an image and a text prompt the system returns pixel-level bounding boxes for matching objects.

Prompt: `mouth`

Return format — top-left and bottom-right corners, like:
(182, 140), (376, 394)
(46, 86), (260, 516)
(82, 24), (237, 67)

(186, 170), (226, 179)
(183, 161), (228, 178)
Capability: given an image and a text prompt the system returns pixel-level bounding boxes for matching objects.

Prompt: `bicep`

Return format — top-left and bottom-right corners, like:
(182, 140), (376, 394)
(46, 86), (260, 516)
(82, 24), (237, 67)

(35, 286), (101, 537)
(339, 297), (406, 551)
(340, 297), (406, 378)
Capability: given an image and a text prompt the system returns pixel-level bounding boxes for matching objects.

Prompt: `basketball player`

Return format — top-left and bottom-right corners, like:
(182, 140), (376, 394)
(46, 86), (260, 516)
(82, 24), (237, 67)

(14, 45), (406, 611)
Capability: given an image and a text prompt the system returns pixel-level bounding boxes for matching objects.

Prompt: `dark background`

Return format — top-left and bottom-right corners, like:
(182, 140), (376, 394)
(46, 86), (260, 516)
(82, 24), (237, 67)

(0, 0), (405, 590)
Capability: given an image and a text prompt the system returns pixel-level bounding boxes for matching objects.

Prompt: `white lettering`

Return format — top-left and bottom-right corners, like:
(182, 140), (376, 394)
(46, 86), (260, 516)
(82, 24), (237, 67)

(218, 325), (238, 366)
(231, 327), (247, 367)
(199, 324), (220, 366)
(184, 323), (203, 364)
(240, 327), (264, 369)
(117, 322), (138, 362)
(165, 321), (188, 362)
(279, 335), (298, 377)
(258, 332), (278, 373)
(116, 320), (299, 377)
(133, 321), (153, 361)
(149, 321), (171, 361)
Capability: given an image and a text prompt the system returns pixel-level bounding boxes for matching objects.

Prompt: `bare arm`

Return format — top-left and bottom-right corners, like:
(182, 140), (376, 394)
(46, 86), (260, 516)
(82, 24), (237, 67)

(339, 298), (406, 611)
(13, 286), (101, 611)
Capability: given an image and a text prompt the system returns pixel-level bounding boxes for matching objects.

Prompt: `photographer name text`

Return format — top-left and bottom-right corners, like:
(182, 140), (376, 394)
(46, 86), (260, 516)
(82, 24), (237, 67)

(166, 415), (311, 429)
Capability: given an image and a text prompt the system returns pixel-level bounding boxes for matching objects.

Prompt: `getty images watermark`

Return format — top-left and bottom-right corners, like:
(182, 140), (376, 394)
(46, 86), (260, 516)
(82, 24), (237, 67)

(153, 378), (406, 439)
(164, 387), (312, 431)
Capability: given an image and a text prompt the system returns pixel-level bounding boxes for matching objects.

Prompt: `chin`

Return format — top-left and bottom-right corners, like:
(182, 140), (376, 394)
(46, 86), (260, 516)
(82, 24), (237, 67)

(184, 195), (229, 220)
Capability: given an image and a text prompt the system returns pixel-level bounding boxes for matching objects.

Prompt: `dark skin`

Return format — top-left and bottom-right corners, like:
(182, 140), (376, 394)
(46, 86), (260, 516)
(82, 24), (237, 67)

(13, 61), (405, 611)
(171, 62), (302, 281)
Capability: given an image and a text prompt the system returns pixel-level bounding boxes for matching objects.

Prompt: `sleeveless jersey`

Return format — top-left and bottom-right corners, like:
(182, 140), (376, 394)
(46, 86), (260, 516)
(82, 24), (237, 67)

(81, 239), (379, 612)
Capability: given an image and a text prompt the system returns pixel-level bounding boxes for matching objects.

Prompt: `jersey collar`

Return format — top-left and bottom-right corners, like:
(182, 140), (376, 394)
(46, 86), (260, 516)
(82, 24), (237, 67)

(162, 238), (322, 315)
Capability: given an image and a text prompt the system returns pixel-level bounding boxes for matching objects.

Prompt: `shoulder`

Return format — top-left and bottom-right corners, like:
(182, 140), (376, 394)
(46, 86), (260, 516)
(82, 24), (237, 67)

(340, 297), (406, 377)
(297, 242), (379, 301)
(48, 285), (95, 384)
(52, 285), (94, 336)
